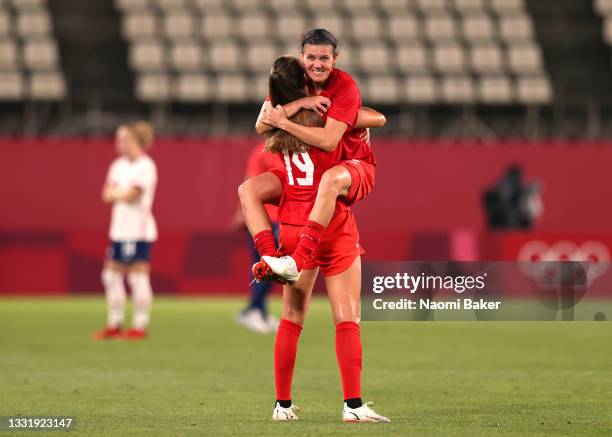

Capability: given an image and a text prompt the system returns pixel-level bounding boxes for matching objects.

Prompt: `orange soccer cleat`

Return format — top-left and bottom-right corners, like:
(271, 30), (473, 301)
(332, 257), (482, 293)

(252, 261), (288, 285)
(92, 326), (123, 340)
(121, 328), (147, 340)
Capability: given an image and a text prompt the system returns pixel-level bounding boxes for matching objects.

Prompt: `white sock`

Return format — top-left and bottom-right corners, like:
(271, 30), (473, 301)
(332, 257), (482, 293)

(101, 269), (126, 329)
(128, 271), (153, 330)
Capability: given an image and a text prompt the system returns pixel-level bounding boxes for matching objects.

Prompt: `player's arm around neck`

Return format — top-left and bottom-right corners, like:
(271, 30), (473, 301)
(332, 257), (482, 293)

(255, 99), (318, 135)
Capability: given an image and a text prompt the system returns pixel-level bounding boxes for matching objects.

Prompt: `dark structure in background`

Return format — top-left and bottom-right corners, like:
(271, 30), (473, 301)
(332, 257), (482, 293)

(483, 164), (542, 230)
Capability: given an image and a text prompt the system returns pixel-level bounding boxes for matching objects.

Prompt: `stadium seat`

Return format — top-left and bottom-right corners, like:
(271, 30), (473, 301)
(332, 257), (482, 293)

(507, 43), (543, 74)
(155, 0), (188, 12)
(350, 14), (383, 40)
(231, 0), (263, 12)
(174, 73), (211, 101)
(0, 11), (11, 35)
(441, 75), (475, 103)
(461, 13), (496, 42)
(516, 75), (552, 104)
(237, 13), (270, 41)
(395, 43), (430, 73)
(0, 71), (24, 99)
(276, 14), (310, 41)
(595, 0), (612, 16)
(245, 42), (278, 73)
(0, 41), (18, 69)
(477, 75), (514, 103)
(469, 43), (505, 74)
(425, 13), (459, 42)
(122, 12), (158, 41)
(17, 11), (52, 37)
(304, 0), (340, 13)
(498, 14), (534, 42)
(208, 41), (242, 71)
(379, 0), (412, 14)
(136, 73), (171, 101)
(23, 39), (59, 70)
(452, 0), (487, 14)
(193, 0), (226, 12)
(311, 13), (347, 40)
(604, 17), (612, 44)
(253, 72), (269, 102)
(29, 71), (66, 100)
(357, 44), (392, 73)
(200, 12), (234, 41)
(416, 0), (449, 14)
(433, 43), (466, 73)
(215, 73), (249, 102)
(163, 12), (195, 40)
(363, 75), (399, 104)
(269, 0), (300, 13)
(341, 0), (376, 13)
(115, 0), (151, 12)
(490, 0), (525, 15)
(334, 43), (355, 71)
(388, 13), (421, 41)
(129, 40), (167, 71)
(405, 75), (439, 103)
(11, 0), (47, 10)
(170, 40), (204, 71)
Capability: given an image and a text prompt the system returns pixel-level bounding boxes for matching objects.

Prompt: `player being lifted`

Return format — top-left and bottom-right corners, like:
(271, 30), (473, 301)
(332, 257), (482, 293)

(93, 121), (158, 340)
(241, 29), (378, 285)
(239, 53), (389, 422)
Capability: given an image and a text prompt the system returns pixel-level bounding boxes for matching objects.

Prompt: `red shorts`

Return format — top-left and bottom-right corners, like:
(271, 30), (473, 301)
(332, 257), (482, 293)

(278, 210), (365, 277)
(340, 159), (376, 206)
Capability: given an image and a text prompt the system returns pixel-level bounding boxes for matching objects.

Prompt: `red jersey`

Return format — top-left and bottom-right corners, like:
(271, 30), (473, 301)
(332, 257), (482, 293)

(308, 68), (376, 166)
(270, 145), (349, 226)
(246, 144), (282, 222)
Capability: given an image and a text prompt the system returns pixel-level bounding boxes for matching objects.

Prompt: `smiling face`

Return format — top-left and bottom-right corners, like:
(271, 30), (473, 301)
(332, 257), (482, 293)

(301, 44), (336, 86)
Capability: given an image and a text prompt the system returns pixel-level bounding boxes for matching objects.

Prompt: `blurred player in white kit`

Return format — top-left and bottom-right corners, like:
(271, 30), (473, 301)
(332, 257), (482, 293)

(93, 121), (157, 340)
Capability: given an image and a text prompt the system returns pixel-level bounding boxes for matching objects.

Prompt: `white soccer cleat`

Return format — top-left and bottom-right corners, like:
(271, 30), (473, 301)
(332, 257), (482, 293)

(272, 402), (300, 421)
(261, 256), (301, 283)
(234, 308), (270, 334)
(342, 401), (390, 423)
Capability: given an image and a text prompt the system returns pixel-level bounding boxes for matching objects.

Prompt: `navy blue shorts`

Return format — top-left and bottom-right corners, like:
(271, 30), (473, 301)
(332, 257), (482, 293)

(107, 241), (152, 264)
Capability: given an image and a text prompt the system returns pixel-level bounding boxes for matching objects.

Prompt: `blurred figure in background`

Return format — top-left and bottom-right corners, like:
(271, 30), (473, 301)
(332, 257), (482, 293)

(483, 164), (543, 230)
(93, 121), (158, 340)
(233, 144), (282, 334)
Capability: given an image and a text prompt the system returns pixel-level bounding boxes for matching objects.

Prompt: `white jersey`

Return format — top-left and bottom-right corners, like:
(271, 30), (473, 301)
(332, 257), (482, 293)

(106, 154), (158, 242)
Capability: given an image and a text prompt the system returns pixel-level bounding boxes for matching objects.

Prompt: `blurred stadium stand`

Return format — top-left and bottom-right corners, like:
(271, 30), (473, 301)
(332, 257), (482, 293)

(1, 0), (612, 138)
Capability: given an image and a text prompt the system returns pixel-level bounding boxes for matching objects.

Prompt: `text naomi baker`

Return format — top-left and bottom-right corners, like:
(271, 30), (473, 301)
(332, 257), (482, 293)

(372, 298), (502, 310)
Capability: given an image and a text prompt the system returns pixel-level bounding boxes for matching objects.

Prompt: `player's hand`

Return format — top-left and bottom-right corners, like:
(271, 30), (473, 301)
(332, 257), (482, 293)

(261, 105), (288, 129)
(361, 128), (371, 145)
(300, 96), (331, 116)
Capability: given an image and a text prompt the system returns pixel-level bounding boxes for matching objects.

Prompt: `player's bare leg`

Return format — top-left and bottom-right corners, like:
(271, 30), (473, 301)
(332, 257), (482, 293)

(93, 259), (126, 340)
(262, 165), (351, 283)
(325, 257), (390, 423)
(123, 261), (153, 339)
(238, 172), (282, 237)
(273, 268), (318, 420)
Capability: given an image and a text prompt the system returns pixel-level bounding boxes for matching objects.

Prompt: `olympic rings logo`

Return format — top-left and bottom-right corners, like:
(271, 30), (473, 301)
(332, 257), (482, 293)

(517, 240), (610, 285)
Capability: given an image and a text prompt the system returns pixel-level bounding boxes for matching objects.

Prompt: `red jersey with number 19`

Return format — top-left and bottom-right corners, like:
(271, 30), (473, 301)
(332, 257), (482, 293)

(270, 145), (348, 226)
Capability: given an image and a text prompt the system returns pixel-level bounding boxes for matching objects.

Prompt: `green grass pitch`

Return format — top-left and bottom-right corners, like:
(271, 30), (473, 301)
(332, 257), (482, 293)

(0, 297), (611, 436)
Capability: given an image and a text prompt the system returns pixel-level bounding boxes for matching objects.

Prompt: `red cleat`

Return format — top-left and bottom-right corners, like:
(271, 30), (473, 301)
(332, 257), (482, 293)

(92, 326), (123, 340)
(121, 328), (147, 340)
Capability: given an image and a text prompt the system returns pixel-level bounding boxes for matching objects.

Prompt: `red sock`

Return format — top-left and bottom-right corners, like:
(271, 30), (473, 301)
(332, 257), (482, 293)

(335, 321), (362, 400)
(291, 220), (326, 271)
(274, 319), (303, 400)
(253, 229), (276, 258)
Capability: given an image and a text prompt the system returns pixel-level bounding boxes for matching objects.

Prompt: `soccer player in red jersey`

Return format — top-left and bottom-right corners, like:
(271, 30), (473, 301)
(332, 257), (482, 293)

(252, 29), (378, 284)
(239, 55), (389, 422)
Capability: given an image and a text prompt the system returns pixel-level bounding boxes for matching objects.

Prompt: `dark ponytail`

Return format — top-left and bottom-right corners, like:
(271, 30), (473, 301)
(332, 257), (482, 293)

(268, 56), (308, 107)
